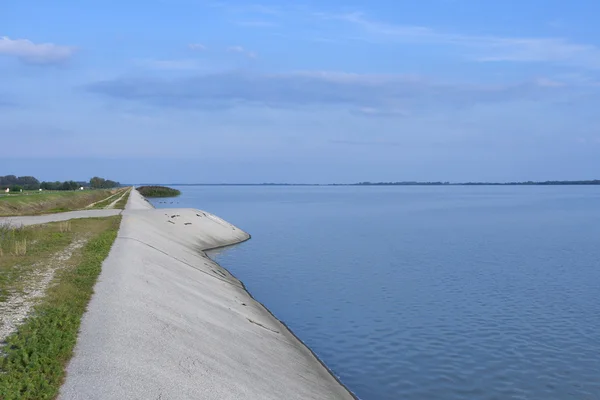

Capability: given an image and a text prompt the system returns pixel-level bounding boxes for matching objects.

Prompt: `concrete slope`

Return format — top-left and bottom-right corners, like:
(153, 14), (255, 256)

(0, 209), (122, 227)
(59, 191), (354, 400)
(126, 186), (155, 210)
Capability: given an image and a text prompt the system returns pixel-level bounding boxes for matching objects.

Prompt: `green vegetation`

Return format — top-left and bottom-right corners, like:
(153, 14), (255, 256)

(0, 189), (117, 217)
(89, 177), (120, 189)
(90, 188), (129, 209)
(0, 176), (40, 191)
(137, 185), (181, 198)
(1, 175), (121, 192)
(40, 181), (83, 191)
(0, 216), (121, 400)
(113, 188), (132, 209)
(0, 222), (73, 297)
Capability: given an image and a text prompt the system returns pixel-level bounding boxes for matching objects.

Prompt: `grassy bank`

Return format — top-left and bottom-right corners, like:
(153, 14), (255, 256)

(0, 217), (121, 400)
(90, 187), (130, 210)
(113, 188), (131, 209)
(137, 185), (181, 198)
(0, 190), (118, 217)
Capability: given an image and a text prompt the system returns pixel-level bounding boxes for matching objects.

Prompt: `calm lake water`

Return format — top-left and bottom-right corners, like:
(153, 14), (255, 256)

(150, 186), (600, 400)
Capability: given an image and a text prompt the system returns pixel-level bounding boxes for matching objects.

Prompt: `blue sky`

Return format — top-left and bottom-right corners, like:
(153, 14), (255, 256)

(2, 0), (600, 183)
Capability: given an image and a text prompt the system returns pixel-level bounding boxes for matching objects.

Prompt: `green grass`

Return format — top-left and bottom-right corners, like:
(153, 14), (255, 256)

(90, 188), (128, 209)
(0, 217), (121, 400)
(0, 190), (117, 217)
(113, 188), (131, 209)
(0, 223), (72, 301)
(137, 185), (181, 198)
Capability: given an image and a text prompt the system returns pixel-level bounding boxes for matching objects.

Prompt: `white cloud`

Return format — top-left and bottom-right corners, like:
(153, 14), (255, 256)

(209, 2), (280, 15)
(330, 13), (600, 69)
(246, 4), (280, 15)
(0, 36), (76, 64)
(134, 58), (201, 70)
(87, 70), (572, 113)
(188, 43), (206, 51)
(227, 45), (257, 58)
(234, 20), (278, 28)
(533, 78), (566, 88)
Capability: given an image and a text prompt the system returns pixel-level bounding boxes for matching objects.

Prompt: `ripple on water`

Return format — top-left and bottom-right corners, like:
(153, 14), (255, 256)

(181, 186), (600, 400)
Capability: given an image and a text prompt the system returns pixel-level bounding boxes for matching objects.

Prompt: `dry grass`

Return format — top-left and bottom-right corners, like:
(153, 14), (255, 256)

(113, 187), (132, 209)
(90, 187), (129, 209)
(59, 221), (72, 233)
(0, 224), (29, 258)
(0, 189), (118, 217)
(12, 239), (27, 256)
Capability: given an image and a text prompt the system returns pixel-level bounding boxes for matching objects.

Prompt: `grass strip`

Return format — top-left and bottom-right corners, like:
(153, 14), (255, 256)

(113, 188), (131, 210)
(0, 190), (116, 217)
(0, 216), (121, 400)
(0, 223), (72, 302)
(90, 188), (126, 209)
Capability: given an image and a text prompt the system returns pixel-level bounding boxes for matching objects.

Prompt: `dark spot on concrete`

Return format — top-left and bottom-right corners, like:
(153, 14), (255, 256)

(247, 318), (279, 334)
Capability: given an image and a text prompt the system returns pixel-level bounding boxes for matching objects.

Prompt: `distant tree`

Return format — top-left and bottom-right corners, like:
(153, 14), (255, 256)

(0, 176), (39, 190)
(4, 175), (17, 185)
(90, 177), (105, 189)
(16, 176), (40, 190)
(10, 185), (23, 192)
(89, 177), (119, 189)
(137, 186), (181, 197)
(40, 181), (62, 190)
(0, 175), (17, 188)
(104, 180), (119, 188)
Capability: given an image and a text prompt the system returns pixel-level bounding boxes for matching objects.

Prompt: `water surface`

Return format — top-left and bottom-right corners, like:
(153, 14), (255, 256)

(151, 186), (600, 400)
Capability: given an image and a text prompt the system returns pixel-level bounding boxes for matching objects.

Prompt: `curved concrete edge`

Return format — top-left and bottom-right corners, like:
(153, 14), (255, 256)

(0, 209), (122, 227)
(59, 191), (356, 400)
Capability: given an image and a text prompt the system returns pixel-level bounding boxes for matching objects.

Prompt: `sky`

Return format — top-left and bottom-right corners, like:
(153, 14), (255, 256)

(2, 0), (600, 183)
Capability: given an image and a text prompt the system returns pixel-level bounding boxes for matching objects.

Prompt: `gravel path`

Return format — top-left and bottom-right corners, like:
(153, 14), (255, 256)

(0, 237), (89, 344)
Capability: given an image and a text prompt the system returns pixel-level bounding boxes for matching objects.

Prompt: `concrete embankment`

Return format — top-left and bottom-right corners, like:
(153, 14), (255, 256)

(59, 189), (354, 399)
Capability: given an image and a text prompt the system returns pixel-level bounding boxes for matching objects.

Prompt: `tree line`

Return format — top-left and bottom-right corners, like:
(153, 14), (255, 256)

(89, 177), (120, 189)
(0, 175), (121, 191)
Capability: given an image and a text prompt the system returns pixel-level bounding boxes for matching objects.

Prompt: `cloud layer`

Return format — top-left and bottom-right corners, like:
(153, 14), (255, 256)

(86, 71), (569, 112)
(0, 36), (76, 64)
(226, 46), (257, 58)
(334, 13), (600, 69)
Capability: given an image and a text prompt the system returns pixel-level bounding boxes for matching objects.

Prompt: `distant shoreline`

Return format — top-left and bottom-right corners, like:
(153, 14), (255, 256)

(129, 180), (600, 187)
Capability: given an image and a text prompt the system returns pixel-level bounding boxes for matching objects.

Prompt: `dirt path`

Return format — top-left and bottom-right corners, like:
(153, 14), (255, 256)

(84, 190), (123, 209)
(0, 237), (89, 344)
(105, 188), (130, 209)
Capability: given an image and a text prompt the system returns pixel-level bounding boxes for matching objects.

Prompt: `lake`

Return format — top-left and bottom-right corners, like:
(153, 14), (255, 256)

(150, 186), (600, 400)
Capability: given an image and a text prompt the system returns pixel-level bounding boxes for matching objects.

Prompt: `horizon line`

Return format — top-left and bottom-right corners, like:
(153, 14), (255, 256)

(129, 179), (600, 187)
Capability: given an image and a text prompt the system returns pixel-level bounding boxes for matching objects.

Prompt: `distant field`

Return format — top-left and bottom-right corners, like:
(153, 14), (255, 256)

(0, 189), (119, 216)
